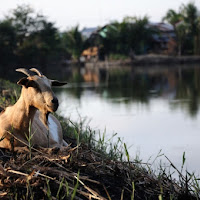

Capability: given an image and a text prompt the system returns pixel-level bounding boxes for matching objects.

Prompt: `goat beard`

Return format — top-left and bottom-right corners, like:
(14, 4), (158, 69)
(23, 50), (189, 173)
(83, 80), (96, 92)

(39, 111), (50, 130)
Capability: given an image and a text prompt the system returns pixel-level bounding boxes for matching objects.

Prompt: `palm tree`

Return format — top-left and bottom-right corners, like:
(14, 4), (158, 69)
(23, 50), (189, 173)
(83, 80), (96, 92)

(162, 9), (182, 29)
(195, 17), (200, 55)
(180, 2), (199, 54)
(163, 3), (200, 55)
(62, 26), (84, 61)
(181, 3), (198, 36)
(175, 21), (188, 55)
(163, 9), (184, 55)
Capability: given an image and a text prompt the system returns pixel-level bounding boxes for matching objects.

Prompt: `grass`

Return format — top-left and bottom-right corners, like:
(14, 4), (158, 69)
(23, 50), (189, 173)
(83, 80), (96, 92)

(57, 110), (200, 199)
(25, 121), (35, 159)
(0, 78), (20, 106)
(0, 79), (200, 199)
(108, 53), (129, 61)
(58, 115), (125, 161)
(58, 114), (200, 199)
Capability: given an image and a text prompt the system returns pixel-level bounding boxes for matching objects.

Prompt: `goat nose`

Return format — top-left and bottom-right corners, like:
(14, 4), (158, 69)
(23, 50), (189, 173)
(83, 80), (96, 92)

(51, 98), (58, 105)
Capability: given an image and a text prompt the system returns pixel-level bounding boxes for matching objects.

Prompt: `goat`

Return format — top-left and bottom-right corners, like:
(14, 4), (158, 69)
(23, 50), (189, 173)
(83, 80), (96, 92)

(0, 68), (68, 150)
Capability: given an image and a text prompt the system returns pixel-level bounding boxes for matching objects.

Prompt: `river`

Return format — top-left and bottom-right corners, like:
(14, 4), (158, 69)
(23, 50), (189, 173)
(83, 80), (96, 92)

(53, 64), (200, 175)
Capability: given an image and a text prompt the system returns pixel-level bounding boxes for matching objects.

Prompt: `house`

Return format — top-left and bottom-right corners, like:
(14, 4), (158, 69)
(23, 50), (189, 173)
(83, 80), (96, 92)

(81, 22), (177, 59)
(148, 22), (177, 54)
(81, 27), (98, 39)
(81, 46), (98, 61)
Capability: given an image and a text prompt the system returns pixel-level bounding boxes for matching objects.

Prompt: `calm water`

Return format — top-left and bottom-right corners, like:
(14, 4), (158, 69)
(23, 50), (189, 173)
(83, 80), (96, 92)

(54, 64), (200, 175)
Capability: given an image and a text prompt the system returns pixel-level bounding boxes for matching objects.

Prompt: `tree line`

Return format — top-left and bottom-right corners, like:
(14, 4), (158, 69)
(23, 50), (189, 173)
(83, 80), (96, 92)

(0, 3), (199, 68)
(0, 5), (67, 67)
(90, 2), (200, 58)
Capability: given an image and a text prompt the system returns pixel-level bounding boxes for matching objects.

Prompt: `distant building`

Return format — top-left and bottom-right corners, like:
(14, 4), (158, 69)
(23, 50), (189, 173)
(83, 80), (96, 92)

(147, 22), (176, 54)
(81, 22), (177, 59)
(81, 27), (98, 39)
(81, 25), (110, 61)
(81, 46), (98, 61)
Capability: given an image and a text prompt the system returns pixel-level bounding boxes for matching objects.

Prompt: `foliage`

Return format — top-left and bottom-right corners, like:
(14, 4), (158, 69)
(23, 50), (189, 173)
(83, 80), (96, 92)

(162, 9), (183, 27)
(0, 2), (199, 71)
(89, 16), (154, 57)
(163, 2), (200, 55)
(61, 25), (84, 60)
(0, 5), (66, 67)
(108, 53), (129, 60)
(0, 20), (17, 64)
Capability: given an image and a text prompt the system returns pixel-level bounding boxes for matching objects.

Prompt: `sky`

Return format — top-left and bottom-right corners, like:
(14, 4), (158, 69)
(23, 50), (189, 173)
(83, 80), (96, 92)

(0, 0), (199, 30)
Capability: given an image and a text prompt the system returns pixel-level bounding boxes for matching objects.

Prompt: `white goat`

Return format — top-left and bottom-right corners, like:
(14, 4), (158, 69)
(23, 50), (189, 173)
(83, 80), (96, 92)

(0, 68), (68, 150)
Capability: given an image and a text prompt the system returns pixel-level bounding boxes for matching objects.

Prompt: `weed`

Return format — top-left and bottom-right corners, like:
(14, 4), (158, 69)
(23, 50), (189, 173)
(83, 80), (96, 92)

(181, 151), (186, 174)
(71, 171), (80, 200)
(26, 180), (34, 200)
(120, 189), (124, 200)
(131, 182), (135, 200)
(124, 142), (130, 163)
(65, 180), (70, 198)
(46, 178), (52, 200)
(25, 121), (35, 159)
(56, 177), (65, 199)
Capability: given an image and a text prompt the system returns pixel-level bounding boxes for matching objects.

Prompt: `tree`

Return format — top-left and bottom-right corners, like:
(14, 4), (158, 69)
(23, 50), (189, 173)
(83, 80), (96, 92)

(95, 16), (153, 57)
(181, 3), (199, 54)
(175, 21), (188, 55)
(163, 2), (200, 55)
(7, 5), (36, 46)
(0, 20), (17, 64)
(163, 9), (184, 55)
(195, 17), (200, 55)
(181, 3), (198, 37)
(62, 26), (84, 60)
(16, 21), (63, 64)
(123, 16), (152, 54)
(162, 9), (182, 29)
(5, 5), (64, 65)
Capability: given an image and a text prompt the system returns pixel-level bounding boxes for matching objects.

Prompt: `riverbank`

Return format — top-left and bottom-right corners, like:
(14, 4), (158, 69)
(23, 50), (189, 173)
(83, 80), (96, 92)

(0, 139), (197, 200)
(84, 55), (200, 68)
(0, 79), (199, 199)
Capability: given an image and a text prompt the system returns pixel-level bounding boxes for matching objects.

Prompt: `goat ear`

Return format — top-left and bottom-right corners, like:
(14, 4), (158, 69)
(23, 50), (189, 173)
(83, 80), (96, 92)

(17, 77), (29, 86)
(17, 78), (39, 89)
(26, 80), (40, 89)
(51, 80), (67, 87)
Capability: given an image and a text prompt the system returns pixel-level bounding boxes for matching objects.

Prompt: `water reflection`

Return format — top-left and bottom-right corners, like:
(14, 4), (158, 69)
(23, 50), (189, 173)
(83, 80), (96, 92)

(54, 64), (200, 174)
(58, 64), (200, 118)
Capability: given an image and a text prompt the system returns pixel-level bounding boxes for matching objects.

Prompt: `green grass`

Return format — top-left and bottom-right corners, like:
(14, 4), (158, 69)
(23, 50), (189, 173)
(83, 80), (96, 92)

(108, 53), (129, 61)
(0, 79), (20, 108)
(58, 114), (200, 199)
(57, 115), (125, 161)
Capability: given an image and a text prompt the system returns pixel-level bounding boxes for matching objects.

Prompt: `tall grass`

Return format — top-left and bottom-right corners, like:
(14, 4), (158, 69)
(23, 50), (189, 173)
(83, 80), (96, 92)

(62, 116), (125, 161)
(25, 121), (35, 159)
(58, 114), (200, 198)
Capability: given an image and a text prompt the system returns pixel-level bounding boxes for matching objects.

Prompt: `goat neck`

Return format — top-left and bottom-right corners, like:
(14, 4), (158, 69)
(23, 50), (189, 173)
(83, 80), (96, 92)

(11, 91), (37, 131)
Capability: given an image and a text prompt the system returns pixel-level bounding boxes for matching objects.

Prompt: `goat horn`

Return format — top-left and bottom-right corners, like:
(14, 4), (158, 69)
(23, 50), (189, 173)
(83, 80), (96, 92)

(30, 68), (43, 77)
(16, 68), (35, 77)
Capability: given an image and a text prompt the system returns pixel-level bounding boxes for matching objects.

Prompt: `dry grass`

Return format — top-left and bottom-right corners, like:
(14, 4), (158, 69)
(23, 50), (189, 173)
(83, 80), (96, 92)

(0, 141), (198, 200)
